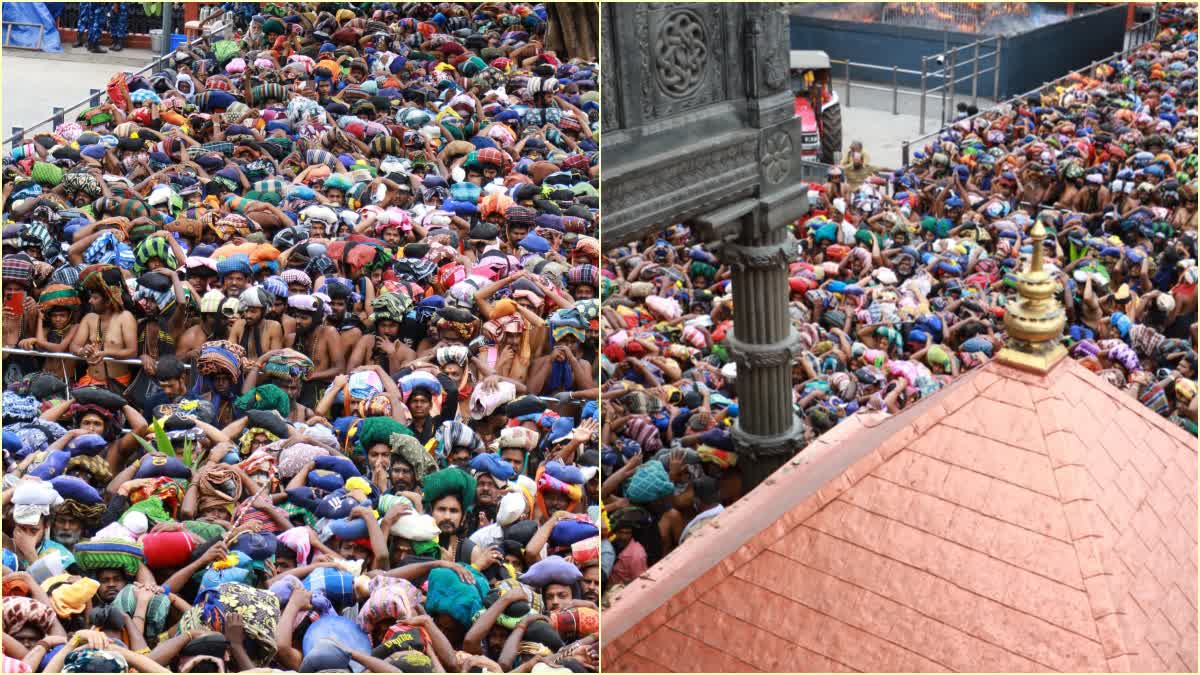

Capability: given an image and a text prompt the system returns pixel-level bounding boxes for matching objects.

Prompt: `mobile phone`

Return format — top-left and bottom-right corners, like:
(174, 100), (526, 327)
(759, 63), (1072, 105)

(4, 291), (25, 318)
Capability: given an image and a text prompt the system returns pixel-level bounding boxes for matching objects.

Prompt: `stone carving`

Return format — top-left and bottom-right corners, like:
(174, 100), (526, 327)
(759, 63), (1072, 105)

(636, 4), (651, 118)
(729, 329), (803, 369)
(762, 6), (789, 92)
(722, 235), (797, 271)
(601, 6), (620, 131)
(655, 8), (709, 99)
(731, 417), (806, 459)
(604, 139), (758, 226)
(761, 130), (793, 184)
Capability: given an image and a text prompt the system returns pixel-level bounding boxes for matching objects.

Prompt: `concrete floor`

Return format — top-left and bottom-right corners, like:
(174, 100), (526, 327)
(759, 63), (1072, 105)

(834, 80), (996, 171)
(2, 44), (159, 144)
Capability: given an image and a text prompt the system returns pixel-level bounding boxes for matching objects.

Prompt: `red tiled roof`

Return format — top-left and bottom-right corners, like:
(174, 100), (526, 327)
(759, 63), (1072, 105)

(603, 358), (1198, 673)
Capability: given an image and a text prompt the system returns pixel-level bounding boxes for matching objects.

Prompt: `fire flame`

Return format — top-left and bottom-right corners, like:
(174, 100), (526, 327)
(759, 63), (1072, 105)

(881, 2), (1031, 33)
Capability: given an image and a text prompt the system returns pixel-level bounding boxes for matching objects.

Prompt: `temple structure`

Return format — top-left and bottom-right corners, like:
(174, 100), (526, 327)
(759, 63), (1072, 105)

(601, 171), (1199, 673)
(602, 2), (810, 487)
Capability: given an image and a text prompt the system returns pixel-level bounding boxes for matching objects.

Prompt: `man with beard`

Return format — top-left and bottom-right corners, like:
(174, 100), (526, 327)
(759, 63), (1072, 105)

(285, 295), (345, 405)
(422, 467), (479, 565)
(216, 255), (253, 297)
(469, 454), (514, 531)
(177, 290), (235, 361)
(49, 500), (101, 551)
(579, 559), (600, 605)
(229, 287), (284, 361)
(387, 434), (435, 495)
(130, 270), (186, 378)
(70, 264), (139, 389)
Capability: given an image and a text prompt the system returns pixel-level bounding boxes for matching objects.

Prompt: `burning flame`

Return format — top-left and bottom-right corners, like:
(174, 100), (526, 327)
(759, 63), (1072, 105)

(882, 2), (1031, 33)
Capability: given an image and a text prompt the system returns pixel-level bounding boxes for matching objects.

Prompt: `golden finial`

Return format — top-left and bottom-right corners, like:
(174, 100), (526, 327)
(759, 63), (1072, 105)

(996, 218), (1068, 373)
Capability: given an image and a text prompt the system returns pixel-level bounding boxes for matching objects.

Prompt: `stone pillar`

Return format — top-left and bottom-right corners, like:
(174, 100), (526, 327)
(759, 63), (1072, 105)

(723, 224), (806, 490)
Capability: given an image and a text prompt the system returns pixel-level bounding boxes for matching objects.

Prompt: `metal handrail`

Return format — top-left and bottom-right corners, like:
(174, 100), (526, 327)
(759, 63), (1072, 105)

(3, 15), (230, 149)
(0, 347), (566, 405)
(2, 346), (148, 366)
(899, 18), (1163, 169)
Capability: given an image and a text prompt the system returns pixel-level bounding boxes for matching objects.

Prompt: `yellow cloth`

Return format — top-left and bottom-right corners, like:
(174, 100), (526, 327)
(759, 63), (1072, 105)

(345, 476), (373, 496)
(335, 8), (355, 23)
(42, 574), (100, 618)
(491, 298), (518, 318)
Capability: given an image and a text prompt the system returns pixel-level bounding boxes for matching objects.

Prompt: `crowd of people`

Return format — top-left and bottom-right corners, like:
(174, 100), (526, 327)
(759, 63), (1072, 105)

(2, 2), (600, 672)
(599, 4), (1197, 607)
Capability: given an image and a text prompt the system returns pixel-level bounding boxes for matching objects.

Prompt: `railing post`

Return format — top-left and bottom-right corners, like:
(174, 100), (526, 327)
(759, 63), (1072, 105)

(947, 47), (956, 119)
(971, 40), (980, 107)
(939, 59), (947, 126)
(902, 140), (909, 168)
(52, 107), (65, 128)
(992, 39), (1002, 100)
(161, 1), (174, 59)
(892, 65), (898, 115)
(844, 59), (851, 108)
(90, 88), (102, 106)
(919, 56), (928, 135)
(11, 127), (23, 144)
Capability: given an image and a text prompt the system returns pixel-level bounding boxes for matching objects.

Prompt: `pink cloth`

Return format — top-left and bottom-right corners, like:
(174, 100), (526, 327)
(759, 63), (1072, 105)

(610, 540), (648, 587)
(276, 527), (312, 566)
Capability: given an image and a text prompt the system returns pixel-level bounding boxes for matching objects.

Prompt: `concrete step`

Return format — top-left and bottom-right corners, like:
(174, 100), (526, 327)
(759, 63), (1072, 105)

(25, 45), (160, 69)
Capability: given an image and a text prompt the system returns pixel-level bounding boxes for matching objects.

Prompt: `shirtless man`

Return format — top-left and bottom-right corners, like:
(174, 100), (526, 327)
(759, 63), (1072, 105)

(70, 278), (139, 389)
(229, 288), (284, 362)
(285, 296), (345, 407)
(177, 292), (234, 362)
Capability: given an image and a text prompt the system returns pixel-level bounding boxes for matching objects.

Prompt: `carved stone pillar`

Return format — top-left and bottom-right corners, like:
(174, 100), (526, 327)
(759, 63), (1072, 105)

(724, 226), (806, 489)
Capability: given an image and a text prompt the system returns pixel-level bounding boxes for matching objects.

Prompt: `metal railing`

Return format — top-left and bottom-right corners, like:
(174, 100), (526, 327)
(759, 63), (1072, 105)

(2, 14), (230, 150)
(0, 346), (566, 406)
(827, 33), (999, 124)
(797, 159), (837, 183)
(918, 35), (1002, 133)
(829, 59), (926, 116)
(899, 10), (1162, 169)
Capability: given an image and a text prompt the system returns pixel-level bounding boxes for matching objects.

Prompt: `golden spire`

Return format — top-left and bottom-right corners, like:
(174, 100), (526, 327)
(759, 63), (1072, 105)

(996, 220), (1068, 373)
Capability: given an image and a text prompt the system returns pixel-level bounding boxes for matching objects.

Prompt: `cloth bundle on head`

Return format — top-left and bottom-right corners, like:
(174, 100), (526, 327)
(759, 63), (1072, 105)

(423, 566), (489, 627)
(436, 420), (483, 459)
(356, 575), (424, 635)
(421, 467), (476, 514)
(2, 596), (56, 636)
(498, 426), (540, 451)
(261, 349), (314, 381)
(179, 582), (280, 666)
(390, 433), (436, 482)
(195, 340), (244, 380)
(73, 539), (144, 577)
(234, 384), (291, 417)
(42, 574), (100, 618)
(624, 461), (675, 503)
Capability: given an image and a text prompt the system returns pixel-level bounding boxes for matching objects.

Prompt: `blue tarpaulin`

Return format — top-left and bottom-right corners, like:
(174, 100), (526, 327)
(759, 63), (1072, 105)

(2, 2), (63, 52)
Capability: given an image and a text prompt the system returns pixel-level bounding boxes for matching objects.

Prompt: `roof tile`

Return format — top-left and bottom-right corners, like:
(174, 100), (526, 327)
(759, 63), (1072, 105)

(1095, 612), (1132, 659)
(910, 424), (1060, 497)
(980, 375), (1037, 410)
(604, 649), (675, 673)
(946, 396), (1047, 453)
(938, 464), (997, 514)
(668, 601), (801, 673)
(1063, 498), (1103, 542)
(630, 626), (758, 673)
(605, 359), (1196, 672)
(982, 476), (1072, 540)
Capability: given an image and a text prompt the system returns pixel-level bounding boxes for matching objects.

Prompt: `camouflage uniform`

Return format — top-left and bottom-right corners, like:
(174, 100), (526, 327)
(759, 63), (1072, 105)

(75, 2), (105, 46)
(108, 3), (129, 40)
